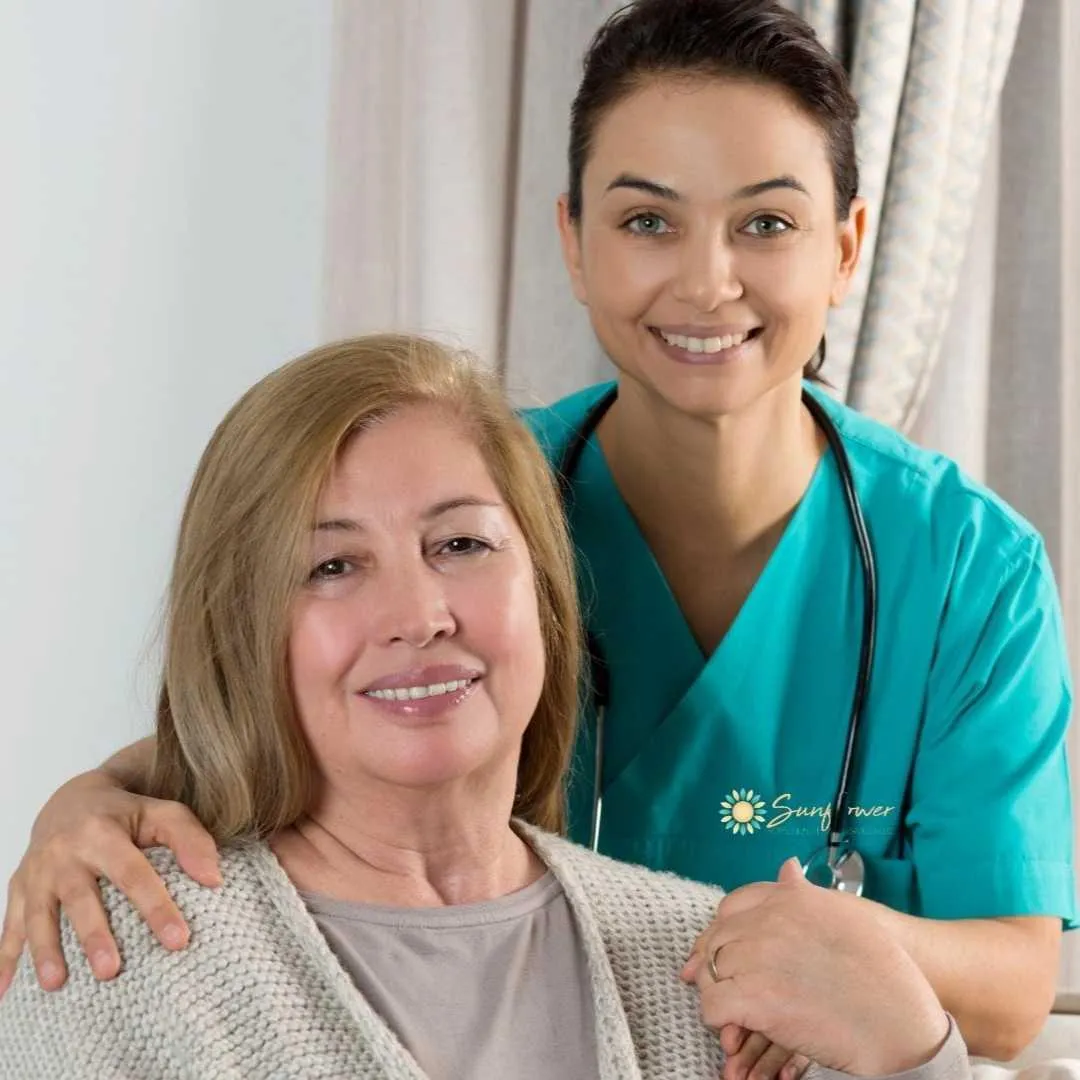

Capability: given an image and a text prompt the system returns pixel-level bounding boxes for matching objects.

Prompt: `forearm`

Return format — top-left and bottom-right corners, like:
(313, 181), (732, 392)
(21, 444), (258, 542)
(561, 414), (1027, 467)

(869, 903), (1060, 1060)
(100, 736), (157, 793)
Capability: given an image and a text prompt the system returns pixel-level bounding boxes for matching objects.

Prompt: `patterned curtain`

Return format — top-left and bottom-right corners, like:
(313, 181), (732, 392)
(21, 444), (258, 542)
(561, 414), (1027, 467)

(786, 0), (1023, 430)
(326, 0), (1026, 432)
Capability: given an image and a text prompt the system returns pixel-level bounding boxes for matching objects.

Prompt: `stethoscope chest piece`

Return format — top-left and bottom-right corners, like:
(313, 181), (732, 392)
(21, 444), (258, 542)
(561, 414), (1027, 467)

(802, 845), (865, 895)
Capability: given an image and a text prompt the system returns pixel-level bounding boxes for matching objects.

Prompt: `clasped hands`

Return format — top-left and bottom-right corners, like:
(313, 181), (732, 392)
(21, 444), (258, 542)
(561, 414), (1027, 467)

(681, 858), (949, 1080)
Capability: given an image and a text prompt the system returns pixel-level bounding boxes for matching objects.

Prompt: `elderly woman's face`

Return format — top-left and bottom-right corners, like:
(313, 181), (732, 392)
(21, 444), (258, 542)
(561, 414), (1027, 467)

(288, 404), (546, 799)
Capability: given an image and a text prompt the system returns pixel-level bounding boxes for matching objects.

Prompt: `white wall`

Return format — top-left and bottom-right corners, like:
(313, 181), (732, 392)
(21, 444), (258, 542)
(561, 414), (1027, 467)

(0, 2), (332, 891)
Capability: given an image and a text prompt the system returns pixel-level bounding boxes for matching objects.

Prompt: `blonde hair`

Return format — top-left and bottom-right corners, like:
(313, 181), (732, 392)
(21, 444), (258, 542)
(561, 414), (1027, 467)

(151, 335), (581, 840)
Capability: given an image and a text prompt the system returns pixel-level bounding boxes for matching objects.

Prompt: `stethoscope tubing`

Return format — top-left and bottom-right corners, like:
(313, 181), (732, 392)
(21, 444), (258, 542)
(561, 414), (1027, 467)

(558, 385), (877, 882)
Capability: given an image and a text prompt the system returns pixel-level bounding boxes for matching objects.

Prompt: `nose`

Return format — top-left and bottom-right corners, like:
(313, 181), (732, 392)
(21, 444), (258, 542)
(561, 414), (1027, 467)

(370, 560), (457, 649)
(671, 229), (743, 311)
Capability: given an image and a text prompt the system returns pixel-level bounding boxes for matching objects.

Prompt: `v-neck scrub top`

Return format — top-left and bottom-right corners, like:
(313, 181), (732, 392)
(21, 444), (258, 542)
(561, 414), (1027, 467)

(524, 382), (1077, 926)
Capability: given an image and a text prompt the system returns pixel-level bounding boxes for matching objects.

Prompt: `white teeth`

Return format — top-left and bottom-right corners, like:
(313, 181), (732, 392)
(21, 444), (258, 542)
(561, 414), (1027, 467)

(366, 678), (471, 701)
(659, 329), (750, 354)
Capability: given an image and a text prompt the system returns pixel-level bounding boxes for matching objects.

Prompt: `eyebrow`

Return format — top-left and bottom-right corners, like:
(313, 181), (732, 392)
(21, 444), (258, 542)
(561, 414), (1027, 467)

(314, 496), (503, 532)
(604, 172), (810, 201)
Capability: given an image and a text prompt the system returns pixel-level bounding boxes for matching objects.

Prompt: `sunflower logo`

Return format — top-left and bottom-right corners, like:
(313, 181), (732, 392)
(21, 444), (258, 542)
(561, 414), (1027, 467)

(719, 789), (767, 835)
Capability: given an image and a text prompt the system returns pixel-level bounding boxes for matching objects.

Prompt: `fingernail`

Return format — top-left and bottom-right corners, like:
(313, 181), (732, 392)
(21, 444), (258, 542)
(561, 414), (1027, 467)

(162, 923), (186, 949)
(39, 960), (62, 987)
(92, 951), (115, 978)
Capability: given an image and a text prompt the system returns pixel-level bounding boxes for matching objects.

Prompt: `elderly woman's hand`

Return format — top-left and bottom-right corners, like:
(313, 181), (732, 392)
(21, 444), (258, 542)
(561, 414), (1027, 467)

(715, 1023), (810, 1080)
(0, 770), (220, 997)
(682, 860), (949, 1077)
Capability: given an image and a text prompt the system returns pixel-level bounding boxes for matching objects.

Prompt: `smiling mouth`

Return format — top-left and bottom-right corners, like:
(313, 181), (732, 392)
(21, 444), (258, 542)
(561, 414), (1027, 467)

(364, 677), (477, 702)
(651, 326), (763, 354)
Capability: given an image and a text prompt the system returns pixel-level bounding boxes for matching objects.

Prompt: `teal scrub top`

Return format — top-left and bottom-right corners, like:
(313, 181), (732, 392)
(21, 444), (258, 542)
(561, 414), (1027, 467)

(524, 381), (1078, 926)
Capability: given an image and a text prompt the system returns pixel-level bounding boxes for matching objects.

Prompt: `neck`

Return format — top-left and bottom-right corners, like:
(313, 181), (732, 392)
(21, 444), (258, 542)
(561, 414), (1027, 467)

(600, 376), (825, 556)
(271, 778), (543, 908)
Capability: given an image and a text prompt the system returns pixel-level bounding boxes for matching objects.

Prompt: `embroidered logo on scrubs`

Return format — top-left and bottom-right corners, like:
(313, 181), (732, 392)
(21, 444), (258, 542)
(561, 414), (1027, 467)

(719, 789), (767, 835)
(719, 789), (897, 836)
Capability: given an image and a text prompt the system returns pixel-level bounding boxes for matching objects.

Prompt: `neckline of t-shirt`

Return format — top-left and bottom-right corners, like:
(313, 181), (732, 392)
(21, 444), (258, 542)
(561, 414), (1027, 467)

(300, 869), (563, 928)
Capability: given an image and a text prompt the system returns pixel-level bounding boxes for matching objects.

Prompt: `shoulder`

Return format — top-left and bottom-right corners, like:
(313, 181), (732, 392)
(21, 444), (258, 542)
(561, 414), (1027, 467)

(812, 386), (1046, 572)
(4, 843), (282, 1004)
(101, 843), (273, 941)
(0, 842), (284, 1073)
(518, 381), (615, 464)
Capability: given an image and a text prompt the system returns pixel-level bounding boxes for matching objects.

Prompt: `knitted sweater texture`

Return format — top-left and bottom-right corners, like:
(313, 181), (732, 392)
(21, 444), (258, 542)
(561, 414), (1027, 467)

(0, 827), (968, 1080)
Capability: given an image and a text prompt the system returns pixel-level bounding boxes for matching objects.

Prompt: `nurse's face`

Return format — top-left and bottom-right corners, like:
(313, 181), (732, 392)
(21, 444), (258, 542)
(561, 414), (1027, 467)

(558, 76), (865, 419)
(288, 405), (546, 803)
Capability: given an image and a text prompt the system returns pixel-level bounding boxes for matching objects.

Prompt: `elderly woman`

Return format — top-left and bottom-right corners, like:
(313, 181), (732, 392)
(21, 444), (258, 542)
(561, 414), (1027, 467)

(0, 336), (961, 1079)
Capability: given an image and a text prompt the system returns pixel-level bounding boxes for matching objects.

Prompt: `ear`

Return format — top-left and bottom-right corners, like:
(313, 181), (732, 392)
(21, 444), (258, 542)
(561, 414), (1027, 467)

(830, 196), (868, 307)
(556, 194), (589, 306)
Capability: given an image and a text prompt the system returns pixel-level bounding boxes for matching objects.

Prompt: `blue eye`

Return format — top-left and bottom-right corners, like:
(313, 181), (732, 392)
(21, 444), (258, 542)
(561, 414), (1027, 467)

(743, 215), (793, 237)
(623, 213), (673, 236)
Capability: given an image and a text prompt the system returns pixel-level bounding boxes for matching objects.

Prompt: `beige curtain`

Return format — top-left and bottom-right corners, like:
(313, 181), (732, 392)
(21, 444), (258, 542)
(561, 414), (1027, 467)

(322, 0), (519, 366)
(788, 0), (1023, 427)
(500, 0), (621, 406)
(1066, 0), (1080, 989)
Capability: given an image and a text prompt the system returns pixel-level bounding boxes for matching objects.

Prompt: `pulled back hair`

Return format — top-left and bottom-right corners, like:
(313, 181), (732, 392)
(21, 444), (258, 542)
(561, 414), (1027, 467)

(566, 0), (860, 380)
(568, 0), (859, 222)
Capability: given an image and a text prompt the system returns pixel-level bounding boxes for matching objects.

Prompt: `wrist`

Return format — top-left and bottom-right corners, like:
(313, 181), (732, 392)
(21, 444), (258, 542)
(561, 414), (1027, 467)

(850, 1010), (951, 1077)
(863, 895), (915, 954)
(29, 768), (124, 844)
(100, 736), (155, 793)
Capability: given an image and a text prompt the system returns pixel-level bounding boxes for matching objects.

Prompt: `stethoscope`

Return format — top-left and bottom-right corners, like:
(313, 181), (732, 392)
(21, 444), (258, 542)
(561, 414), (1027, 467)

(556, 386), (877, 894)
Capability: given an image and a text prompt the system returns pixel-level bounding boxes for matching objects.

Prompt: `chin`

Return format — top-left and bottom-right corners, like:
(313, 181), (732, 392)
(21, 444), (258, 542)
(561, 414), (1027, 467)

(639, 370), (764, 420)
(640, 360), (807, 422)
(365, 734), (511, 793)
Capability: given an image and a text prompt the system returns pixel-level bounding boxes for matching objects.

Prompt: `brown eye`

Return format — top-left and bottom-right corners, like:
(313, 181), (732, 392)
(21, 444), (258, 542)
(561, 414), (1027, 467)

(434, 536), (493, 557)
(309, 558), (352, 582)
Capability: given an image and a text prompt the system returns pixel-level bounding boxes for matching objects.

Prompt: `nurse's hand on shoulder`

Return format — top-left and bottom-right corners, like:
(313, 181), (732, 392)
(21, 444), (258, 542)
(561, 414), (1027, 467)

(681, 859), (950, 1078)
(0, 770), (220, 1000)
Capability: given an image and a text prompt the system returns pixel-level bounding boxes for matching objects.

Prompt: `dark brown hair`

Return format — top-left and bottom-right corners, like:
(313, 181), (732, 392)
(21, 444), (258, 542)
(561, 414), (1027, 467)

(567, 0), (860, 378)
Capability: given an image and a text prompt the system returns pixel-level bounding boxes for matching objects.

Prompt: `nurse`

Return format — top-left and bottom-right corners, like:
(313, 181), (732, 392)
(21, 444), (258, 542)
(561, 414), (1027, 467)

(0, 0), (1074, 1069)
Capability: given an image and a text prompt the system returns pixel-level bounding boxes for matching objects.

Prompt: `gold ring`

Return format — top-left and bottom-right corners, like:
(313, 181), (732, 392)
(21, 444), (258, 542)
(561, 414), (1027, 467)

(707, 944), (723, 982)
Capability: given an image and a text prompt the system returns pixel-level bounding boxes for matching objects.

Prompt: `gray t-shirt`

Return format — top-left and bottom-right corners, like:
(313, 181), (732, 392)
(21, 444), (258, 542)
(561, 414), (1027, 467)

(303, 871), (599, 1080)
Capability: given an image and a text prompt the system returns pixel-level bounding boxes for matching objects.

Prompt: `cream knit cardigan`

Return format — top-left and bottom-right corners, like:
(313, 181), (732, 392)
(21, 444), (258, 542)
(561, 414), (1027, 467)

(0, 826), (971, 1080)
